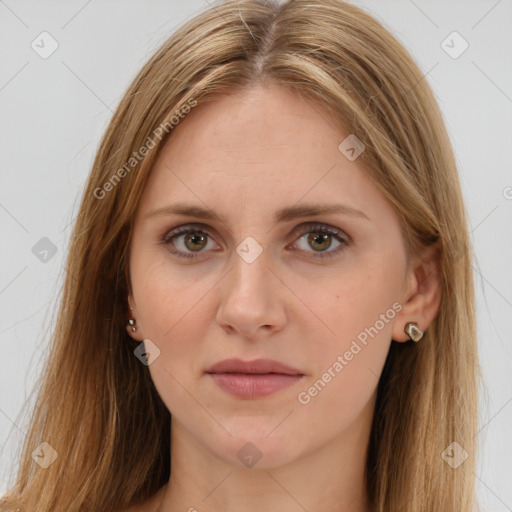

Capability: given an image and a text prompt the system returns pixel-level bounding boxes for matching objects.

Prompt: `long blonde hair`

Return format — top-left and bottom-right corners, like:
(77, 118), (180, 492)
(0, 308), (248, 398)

(1, 0), (481, 510)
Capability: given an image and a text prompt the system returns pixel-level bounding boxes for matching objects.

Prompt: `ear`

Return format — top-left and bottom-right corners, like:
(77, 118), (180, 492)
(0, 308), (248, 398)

(126, 293), (145, 342)
(392, 241), (442, 343)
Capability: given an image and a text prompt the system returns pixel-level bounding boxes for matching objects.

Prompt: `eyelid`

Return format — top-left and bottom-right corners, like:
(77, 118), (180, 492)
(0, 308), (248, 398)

(161, 222), (213, 244)
(290, 222), (349, 243)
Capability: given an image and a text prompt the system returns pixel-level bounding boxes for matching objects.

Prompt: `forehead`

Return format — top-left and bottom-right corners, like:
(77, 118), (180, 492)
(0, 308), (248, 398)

(138, 84), (395, 227)
(159, 85), (344, 175)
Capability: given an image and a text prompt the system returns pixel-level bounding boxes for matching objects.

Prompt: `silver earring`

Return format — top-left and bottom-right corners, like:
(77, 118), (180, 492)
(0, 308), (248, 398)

(128, 319), (136, 332)
(404, 321), (423, 342)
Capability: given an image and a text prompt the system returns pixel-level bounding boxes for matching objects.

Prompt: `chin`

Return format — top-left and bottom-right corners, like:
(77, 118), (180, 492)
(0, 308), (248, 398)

(211, 424), (305, 470)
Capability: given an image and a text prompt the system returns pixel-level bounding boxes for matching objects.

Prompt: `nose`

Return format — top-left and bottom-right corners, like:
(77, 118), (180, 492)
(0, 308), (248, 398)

(215, 248), (287, 339)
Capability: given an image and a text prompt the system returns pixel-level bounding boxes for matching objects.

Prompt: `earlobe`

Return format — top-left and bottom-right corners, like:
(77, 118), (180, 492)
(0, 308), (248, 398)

(125, 317), (144, 341)
(126, 295), (144, 341)
(392, 242), (442, 343)
(128, 319), (136, 332)
(392, 320), (425, 344)
(404, 321), (424, 342)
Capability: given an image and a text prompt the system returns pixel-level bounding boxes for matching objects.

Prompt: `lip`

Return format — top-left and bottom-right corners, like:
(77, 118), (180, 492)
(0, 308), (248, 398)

(206, 358), (303, 375)
(206, 358), (304, 399)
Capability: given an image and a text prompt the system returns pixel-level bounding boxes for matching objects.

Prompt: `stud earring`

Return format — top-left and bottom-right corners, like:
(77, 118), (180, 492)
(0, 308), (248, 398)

(404, 321), (423, 342)
(128, 319), (136, 332)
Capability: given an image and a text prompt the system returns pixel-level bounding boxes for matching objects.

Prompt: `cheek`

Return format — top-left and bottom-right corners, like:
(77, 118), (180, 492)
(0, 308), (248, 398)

(132, 248), (216, 338)
(294, 261), (401, 351)
(288, 265), (399, 412)
(130, 255), (225, 401)
(290, 284), (393, 446)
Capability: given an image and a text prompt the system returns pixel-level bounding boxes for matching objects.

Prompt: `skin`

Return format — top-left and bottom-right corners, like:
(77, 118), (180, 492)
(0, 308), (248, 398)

(123, 84), (441, 512)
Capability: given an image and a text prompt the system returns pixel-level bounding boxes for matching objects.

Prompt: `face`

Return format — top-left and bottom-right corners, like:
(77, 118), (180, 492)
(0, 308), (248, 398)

(126, 84), (427, 469)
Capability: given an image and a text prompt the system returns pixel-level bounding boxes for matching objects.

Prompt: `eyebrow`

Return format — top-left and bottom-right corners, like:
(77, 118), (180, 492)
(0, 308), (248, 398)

(145, 202), (370, 224)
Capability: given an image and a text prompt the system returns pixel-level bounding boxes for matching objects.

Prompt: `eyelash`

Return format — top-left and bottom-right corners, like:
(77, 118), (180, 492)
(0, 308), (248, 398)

(160, 222), (350, 260)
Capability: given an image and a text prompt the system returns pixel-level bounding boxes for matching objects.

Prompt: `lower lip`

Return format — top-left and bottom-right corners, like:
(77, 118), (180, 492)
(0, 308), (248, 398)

(208, 373), (303, 399)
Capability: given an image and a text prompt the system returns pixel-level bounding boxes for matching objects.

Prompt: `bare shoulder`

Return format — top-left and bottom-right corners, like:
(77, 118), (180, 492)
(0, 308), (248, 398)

(116, 485), (167, 512)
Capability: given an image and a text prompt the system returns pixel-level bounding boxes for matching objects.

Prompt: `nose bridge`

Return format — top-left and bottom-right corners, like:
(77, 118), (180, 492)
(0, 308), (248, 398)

(228, 243), (273, 301)
(216, 241), (285, 335)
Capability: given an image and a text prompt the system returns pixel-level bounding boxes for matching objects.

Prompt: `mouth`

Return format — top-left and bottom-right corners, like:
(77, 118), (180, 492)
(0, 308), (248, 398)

(205, 358), (305, 399)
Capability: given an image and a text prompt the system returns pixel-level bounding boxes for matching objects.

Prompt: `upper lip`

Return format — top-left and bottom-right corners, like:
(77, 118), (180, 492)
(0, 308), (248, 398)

(206, 358), (304, 375)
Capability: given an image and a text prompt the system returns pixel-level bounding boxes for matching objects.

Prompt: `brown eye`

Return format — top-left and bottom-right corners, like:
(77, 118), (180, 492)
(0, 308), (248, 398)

(162, 225), (217, 259)
(291, 223), (349, 259)
(307, 232), (333, 252)
(183, 232), (208, 252)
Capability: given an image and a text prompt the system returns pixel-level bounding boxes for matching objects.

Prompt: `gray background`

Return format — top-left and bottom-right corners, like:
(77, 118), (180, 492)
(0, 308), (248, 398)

(1, 0), (511, 509)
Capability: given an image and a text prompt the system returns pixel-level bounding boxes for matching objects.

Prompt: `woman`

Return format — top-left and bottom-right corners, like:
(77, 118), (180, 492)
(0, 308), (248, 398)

(0, 0), (481, 510)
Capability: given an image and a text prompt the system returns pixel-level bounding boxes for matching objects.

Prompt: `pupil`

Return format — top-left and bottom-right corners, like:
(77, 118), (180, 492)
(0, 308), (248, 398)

(186, 233), (206, 251)
(309, 232), (331, 251)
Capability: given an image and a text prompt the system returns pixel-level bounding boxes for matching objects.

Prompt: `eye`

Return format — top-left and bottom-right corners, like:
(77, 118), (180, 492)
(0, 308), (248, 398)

(161, 224), (219, 259)
(161, 222), (349, 260)
(289, 222), (349, 259)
